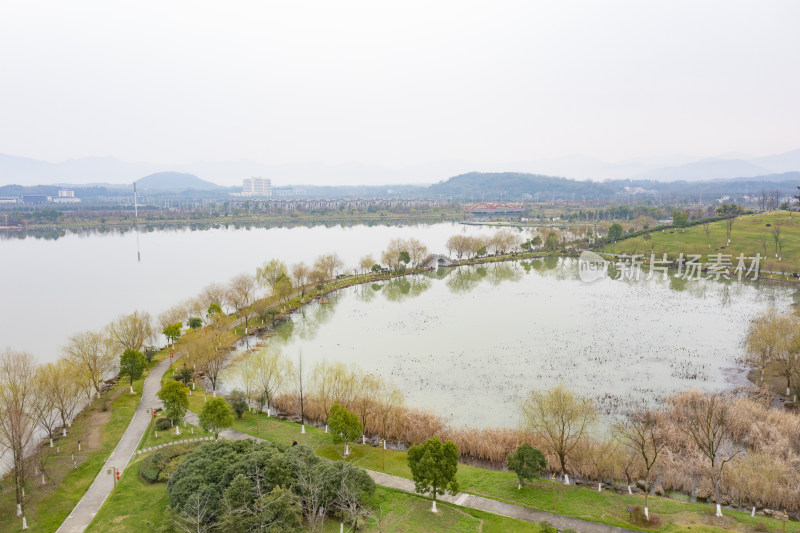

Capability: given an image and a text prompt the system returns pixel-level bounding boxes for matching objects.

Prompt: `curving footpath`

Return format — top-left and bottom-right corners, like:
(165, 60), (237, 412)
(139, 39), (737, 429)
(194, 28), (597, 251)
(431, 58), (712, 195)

(183, 411), (635, 533)
(56, 354), (180, 533)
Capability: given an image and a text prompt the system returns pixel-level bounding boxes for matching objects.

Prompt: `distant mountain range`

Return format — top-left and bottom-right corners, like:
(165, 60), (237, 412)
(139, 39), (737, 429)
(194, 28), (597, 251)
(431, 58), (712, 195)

(1, 148), (800, 187)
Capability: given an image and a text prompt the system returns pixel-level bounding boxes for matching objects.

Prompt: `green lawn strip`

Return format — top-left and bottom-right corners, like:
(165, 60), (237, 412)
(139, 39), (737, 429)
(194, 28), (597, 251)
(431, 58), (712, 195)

(321, 486), (542, 533)
(84, 455), (170, 533)
(137, 416), (213, 451)
(601, 211), (800, 276)
(0, 350), (170, 533)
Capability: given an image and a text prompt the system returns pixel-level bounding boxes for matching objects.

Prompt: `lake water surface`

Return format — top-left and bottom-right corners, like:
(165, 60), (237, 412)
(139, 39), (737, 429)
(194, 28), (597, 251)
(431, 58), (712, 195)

(0, 222), (499, 360)
(243, 259), (792, 428)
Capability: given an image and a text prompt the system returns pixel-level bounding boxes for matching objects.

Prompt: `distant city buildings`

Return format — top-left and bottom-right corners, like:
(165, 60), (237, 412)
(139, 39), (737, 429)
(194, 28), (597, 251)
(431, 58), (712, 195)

(242, 177), (272, 197)
(53, 189), (80, 204)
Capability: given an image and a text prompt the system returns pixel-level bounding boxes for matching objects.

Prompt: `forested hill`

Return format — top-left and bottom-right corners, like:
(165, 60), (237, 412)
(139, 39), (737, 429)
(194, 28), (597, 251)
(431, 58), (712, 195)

(427, 171), (800, 200)
(427, 172), (615, 199)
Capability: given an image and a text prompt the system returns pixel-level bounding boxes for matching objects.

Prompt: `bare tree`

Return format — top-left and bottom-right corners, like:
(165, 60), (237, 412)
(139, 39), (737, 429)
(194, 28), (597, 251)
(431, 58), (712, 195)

(376, 385), (404, 441)
(406, 238), (428, 268)
(227, 353), (258, 412)
(31, 364), (61, 447)
(615, 408), (666, 520)
(0, 349), (38, 527)
(314, 253), (344, 281)
(771, 224), (783, 258)
(702, 221), (711, 248)
(291, 262), (311, 300)
(358, 255), (375, 277)
(227, 273), (258, 333)
(192, 326), (235, 396)
(48, 358), (82, 436)
(109, 310), (154, 353)
(311, 360), (355, 422)
(674, 392), (741, 517)
(521, 385), (596, 481)
(296, 350), (306, 429)
(174, 490), (218, 533)
(352, 372), (381, 437)
(62, 330), (116, 398)
(253, 346), (292, 415)
(200, 282), (228, 314)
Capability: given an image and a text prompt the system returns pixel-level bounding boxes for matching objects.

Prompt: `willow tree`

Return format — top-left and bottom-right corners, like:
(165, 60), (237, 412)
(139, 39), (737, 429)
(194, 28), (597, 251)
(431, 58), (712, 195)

(521, 385), (596, 482)
(109, 310), (154, 353)
(257, 259), (288, 296)
(62, 330), (116, 398)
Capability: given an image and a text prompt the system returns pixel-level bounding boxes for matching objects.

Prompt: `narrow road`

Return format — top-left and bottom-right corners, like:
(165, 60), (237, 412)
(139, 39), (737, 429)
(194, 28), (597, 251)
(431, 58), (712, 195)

(183, 412), (636, 533)
(56, 354), (179, 533)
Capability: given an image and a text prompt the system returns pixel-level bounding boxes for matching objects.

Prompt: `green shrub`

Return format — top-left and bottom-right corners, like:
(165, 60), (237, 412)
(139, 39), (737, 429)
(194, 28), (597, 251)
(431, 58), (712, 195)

(630, 506), (661, 527)
(539, 521), (557, 533)
(144, 346), (159, 363)
(155, 417), (171, 431)
(140, 446), (192, 483)
(140, 452), (164, 483)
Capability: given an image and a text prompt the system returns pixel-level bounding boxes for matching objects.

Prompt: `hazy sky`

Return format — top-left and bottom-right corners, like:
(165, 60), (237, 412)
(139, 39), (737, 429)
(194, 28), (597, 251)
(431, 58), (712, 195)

(1, 0), (799, 169)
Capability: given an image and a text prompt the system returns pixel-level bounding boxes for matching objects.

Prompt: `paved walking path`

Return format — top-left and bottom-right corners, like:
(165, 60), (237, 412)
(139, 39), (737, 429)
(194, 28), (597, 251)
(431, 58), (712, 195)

(183, 412), (635, 533)
(55, 354), (179, 533)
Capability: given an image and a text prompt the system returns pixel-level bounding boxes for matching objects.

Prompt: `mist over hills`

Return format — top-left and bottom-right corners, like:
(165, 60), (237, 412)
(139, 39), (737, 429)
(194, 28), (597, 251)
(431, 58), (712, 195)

(0, 148), (799, 192)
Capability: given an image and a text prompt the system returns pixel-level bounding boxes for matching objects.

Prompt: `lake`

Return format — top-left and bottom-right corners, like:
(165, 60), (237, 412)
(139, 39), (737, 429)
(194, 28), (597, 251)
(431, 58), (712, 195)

(238, 258), (792, 428)
(0, 222), (501, 360)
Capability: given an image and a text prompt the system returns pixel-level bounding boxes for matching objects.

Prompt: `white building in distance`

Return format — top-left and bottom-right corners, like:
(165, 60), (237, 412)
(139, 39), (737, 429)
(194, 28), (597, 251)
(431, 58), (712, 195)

(242, 177), (272, 197)
(52, 189), (81, 203)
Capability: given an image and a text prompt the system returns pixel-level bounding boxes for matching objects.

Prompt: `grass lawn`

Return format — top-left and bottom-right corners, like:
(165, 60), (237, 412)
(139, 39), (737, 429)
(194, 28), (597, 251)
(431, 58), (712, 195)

(0, 349), (171, 533)
(320, 486), (543, 533)
(84, 454), (170, 533)
(137, 416), (213, 451)
(601, 211), (800, 278)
